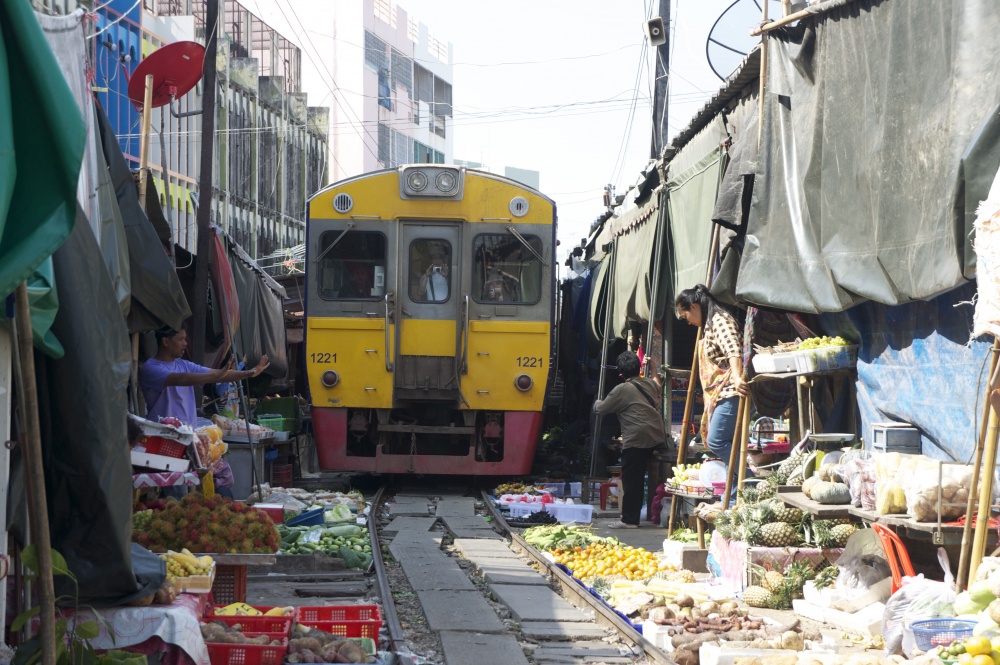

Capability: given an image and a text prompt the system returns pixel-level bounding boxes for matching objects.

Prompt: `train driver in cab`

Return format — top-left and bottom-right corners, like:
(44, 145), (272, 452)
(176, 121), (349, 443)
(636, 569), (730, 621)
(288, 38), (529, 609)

(416, 244), (450, 301)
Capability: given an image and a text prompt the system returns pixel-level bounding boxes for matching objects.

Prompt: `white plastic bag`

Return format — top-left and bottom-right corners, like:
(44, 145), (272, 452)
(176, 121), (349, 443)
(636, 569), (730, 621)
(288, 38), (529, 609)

(882, 548), (956, 656)
(904, 464), (974, 522)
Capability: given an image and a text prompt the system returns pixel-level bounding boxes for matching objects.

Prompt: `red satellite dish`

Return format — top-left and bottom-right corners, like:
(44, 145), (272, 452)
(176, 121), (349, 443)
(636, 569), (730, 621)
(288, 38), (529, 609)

(127, 41), (205, 109)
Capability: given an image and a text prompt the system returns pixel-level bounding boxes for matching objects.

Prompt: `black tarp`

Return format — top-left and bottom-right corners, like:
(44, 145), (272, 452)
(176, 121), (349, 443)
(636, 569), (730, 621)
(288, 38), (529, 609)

(94, 100), (191, 332)
(229, 244), (288, 378)
(9, 211), (155, 604)
(738, 0), (1000, 313)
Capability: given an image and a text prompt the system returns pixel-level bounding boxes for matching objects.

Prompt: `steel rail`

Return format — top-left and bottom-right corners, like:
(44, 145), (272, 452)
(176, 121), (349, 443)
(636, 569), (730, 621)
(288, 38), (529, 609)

(481, 492), (674, 665)
(369, 486), (407, 653)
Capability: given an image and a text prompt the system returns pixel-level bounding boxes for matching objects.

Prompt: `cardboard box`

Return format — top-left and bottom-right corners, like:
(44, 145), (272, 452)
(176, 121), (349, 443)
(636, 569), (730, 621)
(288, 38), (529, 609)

(131, 450), (191, 472)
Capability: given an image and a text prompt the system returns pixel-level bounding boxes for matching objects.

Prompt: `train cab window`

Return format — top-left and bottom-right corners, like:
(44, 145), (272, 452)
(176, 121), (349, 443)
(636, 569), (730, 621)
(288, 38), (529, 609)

(409, 239), (452, 302)
(472, 233), (543, 304)
(317, 230), (387, 300)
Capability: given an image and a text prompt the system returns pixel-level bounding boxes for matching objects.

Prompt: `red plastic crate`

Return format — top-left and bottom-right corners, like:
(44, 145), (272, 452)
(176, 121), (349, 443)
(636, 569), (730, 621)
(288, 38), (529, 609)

(211, 564), (248, 605)
(143, 436), (187, 458)
(206, 638), (287, 665)
(205, 609), (292, 638)
(295, 605), (382, 639)
(271, 464), (293, 487)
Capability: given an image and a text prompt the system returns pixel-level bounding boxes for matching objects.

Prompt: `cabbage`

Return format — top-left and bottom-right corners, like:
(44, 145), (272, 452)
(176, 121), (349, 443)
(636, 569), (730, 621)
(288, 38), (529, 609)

(971, 579), (997, 606)
(954, 591), (987, 617)
(324, 503), (354, 523)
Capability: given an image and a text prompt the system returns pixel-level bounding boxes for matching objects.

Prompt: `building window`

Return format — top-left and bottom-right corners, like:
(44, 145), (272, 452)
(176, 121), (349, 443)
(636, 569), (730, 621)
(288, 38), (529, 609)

(414, 141), (430, 164)
(364, 30), (388, 73)
(407, 15), (418, 43)
(391, 48), (413, 99)
(378, 123), (391, 165)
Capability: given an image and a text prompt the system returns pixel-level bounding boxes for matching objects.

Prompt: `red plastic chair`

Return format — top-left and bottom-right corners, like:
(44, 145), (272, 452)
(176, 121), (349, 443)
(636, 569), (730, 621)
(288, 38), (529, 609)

(872, 523), (916, 594)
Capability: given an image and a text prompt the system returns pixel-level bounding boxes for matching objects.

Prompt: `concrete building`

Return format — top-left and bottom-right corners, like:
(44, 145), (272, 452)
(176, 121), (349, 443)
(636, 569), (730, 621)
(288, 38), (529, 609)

(290, 0), (454, 181)
(31, 0), (328, 258)
(454, 160), (542, 191)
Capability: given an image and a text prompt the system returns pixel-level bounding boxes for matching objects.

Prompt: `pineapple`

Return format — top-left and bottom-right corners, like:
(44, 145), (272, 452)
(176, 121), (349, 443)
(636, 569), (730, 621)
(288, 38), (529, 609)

(737, 486), (761, 505)
(756, 482), (777, 500)
(813, 565), (839, 589)
(775, 453), (805, 484)
(743, 585), (772, 608)
(714, 511), (734, 540)
(769, 499), (803, 524)
(786, 473), (804, 486)
(828, 517), (852, 526)
(759, 522), (799, 547)
(829, 523), (857, 548)
(761, 570), (786, 592)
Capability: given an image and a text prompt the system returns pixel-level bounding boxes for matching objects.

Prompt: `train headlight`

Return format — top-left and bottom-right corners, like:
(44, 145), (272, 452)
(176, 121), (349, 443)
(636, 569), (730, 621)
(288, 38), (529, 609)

(321, 370), (340, 388)
(435, 170), (457, 194)
(514, 374), (533, 392)
(399, 166), (464, 200)
(406, 171), (428, 192)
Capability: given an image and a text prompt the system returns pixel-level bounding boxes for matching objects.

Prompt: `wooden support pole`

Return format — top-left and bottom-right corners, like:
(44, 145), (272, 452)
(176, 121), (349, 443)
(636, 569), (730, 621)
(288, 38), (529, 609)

(752, 8), (812, 36)
(736, 396), (752, 493)
(972, 337), (1000, 583)
(958, 340), (1000, 588)
(137, 74), (154, 208)
(13, 283), (56, 665)
(722, 395), (746, 509)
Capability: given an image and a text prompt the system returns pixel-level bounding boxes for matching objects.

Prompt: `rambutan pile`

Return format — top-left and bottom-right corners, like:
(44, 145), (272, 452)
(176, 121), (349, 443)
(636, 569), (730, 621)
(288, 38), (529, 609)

(133, 493), (280, 554)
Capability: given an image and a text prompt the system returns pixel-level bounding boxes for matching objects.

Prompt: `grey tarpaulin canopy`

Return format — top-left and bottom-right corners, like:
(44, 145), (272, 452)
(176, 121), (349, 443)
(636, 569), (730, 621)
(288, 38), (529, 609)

(94, 100), (192, 332)
(227, 238), (288, 379)
(605, 194), (661, 338)
(738, 0), (1000, 313)
(666, 116), (728, 297)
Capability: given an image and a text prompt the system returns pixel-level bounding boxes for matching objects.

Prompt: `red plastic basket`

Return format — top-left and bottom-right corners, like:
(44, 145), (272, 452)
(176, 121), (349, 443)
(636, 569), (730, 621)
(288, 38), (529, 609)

(295, 605), (382, 639)
(271, 464), (293, 487)
(206, 638), (287, 665)
(205, 608), (292, 638)
(143, 436), (187, 458)
(211, 564), (248, 605)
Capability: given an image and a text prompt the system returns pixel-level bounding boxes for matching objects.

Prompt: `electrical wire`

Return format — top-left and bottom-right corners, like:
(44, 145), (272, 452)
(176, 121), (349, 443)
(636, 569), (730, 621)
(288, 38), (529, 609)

(87, 0), (142, 40)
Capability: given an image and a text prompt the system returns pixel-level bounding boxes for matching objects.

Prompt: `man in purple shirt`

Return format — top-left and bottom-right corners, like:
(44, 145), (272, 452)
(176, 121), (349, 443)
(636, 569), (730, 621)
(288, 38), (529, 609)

(139, 327), (269, 497)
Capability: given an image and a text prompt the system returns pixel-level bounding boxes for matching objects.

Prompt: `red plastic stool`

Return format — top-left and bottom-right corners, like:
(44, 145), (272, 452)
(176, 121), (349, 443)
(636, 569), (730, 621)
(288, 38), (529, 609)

(599, 481), (618, 510)
(872, 523), (916, 594)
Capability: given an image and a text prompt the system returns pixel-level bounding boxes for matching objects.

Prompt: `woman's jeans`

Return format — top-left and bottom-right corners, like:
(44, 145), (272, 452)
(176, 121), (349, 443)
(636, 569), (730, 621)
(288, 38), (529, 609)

(706, 396), (742, 499)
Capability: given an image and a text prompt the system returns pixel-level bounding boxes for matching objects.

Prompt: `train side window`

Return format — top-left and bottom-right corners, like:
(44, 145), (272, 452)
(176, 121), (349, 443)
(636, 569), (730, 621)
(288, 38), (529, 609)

(472, 233), (543, 305)
(317, 230), (387, 300)
(409, 239), (452, 302)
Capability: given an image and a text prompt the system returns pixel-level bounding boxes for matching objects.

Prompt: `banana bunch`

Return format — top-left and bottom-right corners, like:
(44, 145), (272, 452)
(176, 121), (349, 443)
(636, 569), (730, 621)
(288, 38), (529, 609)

(161, 549), (213, 579)
(669, 463), (702, 485)
(264, 606), (294, 617)
(797, 335), (849, 350)
(495, 482), (531, 496)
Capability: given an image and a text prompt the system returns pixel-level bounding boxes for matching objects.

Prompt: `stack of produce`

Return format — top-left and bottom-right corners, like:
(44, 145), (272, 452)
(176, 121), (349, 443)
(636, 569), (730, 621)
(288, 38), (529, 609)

(494, 482), (536, 496)
(248, 486), (365, 513)
(277, 524), (373, 569)
(742, 560), (819, 610)
(796, 335), (851, 350)
(160, 549), (213, 581)
(668, 463), (705, 492)
(199, 622), (285, 646)
(132, 493), (281, 554)
(522, 524), (618, 551)
(288, 627), (376, 664)
(548, 542), (666, 581)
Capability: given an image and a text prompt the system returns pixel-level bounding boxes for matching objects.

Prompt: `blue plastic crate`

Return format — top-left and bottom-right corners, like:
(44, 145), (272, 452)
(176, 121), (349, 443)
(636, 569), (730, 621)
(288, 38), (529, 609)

(285, 508), (324, 527)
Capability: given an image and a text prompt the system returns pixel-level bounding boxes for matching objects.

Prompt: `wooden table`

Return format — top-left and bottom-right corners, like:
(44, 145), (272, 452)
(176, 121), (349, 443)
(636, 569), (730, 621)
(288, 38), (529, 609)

(664, 486), (717, 548)
(775, 486), (854, 519)
(848, 506), (999, 546)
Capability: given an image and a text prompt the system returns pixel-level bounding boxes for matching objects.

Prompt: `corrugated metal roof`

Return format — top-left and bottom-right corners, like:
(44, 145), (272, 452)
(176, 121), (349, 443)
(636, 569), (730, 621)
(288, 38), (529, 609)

(668, 47), (761, 154)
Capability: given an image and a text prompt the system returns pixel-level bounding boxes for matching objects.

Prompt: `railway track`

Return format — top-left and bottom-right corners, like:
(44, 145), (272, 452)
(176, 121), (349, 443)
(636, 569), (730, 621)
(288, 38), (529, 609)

(367, 485), (673, 665)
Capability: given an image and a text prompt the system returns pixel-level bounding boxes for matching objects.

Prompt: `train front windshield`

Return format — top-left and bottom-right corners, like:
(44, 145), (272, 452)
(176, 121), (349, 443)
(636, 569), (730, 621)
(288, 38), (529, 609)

(472, 233), (543, 304)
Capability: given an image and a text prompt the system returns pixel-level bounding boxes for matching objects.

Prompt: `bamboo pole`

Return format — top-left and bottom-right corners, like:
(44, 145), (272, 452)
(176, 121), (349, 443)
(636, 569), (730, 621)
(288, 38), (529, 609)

(13, 283), (56, 665)
(137, 74), (154, 207)
(752, 8), (812, 36)
(781, 0), (792, 16)
(667, 224), (721, 531)
(958, 340), (1000, 588)
(723, 396), (747, 509)
(971, 339), (1000, 583)
(736, 395), (752, 492)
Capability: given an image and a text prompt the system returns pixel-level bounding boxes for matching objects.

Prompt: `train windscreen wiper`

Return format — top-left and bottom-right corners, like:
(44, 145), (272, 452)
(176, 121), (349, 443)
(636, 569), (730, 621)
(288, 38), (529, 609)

(505, 225), (549, 266)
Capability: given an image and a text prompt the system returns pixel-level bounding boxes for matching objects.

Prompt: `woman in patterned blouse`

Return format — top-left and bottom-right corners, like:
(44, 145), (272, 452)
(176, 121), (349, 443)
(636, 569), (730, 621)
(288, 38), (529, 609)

(675, 285), (749, 491)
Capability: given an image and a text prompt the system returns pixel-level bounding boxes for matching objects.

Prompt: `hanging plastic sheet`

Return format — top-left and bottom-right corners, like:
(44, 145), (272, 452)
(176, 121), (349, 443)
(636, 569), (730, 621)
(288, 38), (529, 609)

(608, 198), (659, 338)
(588, 256), (612, 345)
(817, 281), (989, 463)
(739, 0), (1000, 313)
(94, 100), (191, 333)
(0, 0), (83, 324)
(666, 116), (727, 297)
(9, 212), (145, 604)
(228, 242), (288, 379)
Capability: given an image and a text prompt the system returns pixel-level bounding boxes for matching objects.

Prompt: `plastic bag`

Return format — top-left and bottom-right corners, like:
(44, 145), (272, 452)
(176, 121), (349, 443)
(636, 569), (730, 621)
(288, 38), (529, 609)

(904, 464), (974, 522)
(835, 529), (892, 592)
(838, 457), (864, 507)
(882, 548), (956, 656)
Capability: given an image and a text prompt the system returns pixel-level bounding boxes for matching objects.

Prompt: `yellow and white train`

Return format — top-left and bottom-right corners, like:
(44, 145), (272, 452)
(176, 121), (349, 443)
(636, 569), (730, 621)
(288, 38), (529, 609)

(305, 165), (556, 475)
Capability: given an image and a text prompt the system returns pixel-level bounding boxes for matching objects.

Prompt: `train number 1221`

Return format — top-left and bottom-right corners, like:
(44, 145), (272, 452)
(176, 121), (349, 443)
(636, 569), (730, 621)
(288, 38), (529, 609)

(517, 356), (543, 368)
(311, 352), (337, 364)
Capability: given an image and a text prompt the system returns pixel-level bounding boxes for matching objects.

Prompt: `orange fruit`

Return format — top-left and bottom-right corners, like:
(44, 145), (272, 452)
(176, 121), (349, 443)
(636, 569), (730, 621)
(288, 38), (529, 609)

(970, 654), (994, 665)
(967, 638), (993, 657)
(989, 650), (1000, 665)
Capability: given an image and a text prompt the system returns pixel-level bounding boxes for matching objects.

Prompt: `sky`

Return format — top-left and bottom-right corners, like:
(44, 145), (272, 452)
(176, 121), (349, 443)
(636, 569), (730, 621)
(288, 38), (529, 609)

(245, 0), (776, 262)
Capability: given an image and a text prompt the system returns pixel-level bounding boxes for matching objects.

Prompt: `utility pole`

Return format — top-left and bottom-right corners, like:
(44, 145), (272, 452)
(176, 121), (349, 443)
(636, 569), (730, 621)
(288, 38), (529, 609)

(650, 0), (671, 158)
(192, 0), (219, 366)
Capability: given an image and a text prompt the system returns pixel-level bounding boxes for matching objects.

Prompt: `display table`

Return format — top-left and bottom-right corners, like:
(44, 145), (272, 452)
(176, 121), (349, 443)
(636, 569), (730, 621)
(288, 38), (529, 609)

(775, 487), (853, 519)
(848, 506), (1000, 545)
(709, 532), (844, 597)
(68, 594), (209, 665)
